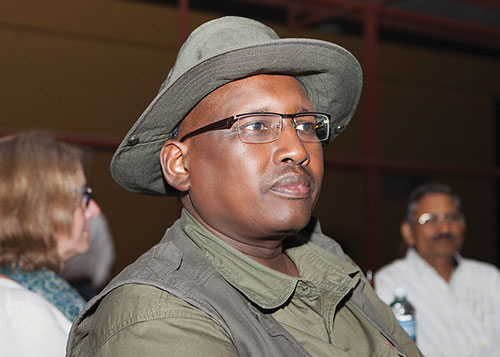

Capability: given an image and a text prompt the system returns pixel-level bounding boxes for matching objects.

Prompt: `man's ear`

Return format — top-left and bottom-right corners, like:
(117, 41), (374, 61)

(160, 140), (190, 192)
(401, 221), (416, 247)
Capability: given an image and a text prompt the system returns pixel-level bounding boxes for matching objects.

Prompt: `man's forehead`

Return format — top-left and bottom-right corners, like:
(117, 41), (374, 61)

(416, 193), (458, 212)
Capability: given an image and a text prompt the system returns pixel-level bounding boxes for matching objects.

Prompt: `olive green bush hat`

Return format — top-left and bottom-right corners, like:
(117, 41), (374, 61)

(111, 16), (363, 195)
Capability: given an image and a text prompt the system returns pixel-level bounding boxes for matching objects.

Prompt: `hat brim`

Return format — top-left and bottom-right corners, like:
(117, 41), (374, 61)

(111, 38), (363, 195)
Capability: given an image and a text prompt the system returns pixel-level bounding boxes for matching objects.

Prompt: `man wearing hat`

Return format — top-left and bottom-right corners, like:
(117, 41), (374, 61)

(67, 16), (421, 356)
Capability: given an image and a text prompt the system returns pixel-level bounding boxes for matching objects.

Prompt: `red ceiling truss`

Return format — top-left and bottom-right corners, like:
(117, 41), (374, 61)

(196, 0), (500, 50)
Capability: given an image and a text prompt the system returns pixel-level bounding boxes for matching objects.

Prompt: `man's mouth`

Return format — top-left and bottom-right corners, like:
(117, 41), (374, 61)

(270, 172), (313, 198)
(432, 233), (455, 242)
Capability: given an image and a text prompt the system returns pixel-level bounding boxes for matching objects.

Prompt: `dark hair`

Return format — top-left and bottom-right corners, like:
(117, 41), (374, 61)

(404, 183), (463, 224)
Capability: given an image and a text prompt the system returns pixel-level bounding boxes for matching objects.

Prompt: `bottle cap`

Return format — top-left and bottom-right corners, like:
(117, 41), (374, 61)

(394, 287), (407, 299)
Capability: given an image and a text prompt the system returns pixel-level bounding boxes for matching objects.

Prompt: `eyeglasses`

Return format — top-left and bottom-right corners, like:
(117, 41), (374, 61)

(80, 186), (93, 207)
(179, 112), (331, 144)
(416, 212), (464, 227)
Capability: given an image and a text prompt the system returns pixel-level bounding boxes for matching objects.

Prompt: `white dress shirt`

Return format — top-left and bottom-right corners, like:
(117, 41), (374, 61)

(0, 277), (71, 357)
(374, 248), (500, 357)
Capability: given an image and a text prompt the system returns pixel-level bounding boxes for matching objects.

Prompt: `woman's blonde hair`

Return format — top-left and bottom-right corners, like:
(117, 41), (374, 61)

(0, 131), (86, 272)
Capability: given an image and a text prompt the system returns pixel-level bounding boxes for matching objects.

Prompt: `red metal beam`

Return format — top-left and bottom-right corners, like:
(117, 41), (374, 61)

(231, 0), (500, 49)
(0, 130), (121, 151)
(324, 157), (500, 178)
(286, 4), (309, 28)
(178, 0), (189, 48)
(230, 0), (304, 10)
(378, 10), (500, 35)
(455, 0), (500, 10)
(363, 2), (380, 271)
(287, 6), (354, 29)
(377, 16), (500, 49)
(335, 2), (500, 49)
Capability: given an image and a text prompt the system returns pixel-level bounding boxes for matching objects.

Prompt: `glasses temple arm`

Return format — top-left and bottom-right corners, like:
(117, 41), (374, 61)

(179, 117), (236, 142)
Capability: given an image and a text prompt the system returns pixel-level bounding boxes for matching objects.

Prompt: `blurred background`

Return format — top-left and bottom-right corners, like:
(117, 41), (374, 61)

(1, 0), (499, 280)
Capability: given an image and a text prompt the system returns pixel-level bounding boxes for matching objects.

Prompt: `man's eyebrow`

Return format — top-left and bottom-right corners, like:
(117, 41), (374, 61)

(239, 106), (314, 114)
(242, 107), (271, 113)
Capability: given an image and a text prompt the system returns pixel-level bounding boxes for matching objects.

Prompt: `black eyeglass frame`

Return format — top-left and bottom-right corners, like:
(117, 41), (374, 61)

(179, 111), (331, 143)
(81, 186), (93, 207)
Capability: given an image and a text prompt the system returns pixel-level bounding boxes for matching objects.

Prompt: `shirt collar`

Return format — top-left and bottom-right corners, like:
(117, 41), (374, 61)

(407, 246), (463, 275)
(181, 209), (360, 309)
(407, 246), (462, 264)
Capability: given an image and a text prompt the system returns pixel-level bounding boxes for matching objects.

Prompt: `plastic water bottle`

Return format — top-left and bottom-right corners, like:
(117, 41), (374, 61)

(389, 287), (416, 341)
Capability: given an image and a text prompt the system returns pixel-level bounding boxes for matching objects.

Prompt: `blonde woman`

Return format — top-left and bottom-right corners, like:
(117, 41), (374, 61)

(0, 131), (100, 356)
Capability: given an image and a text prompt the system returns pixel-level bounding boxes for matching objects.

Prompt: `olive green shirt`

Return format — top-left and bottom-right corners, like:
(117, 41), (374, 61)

(85, 211), (420, 356)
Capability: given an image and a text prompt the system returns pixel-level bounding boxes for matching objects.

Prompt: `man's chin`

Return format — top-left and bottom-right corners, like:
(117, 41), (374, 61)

(432, 244), (459, 257)
(269, 215), (312, 236)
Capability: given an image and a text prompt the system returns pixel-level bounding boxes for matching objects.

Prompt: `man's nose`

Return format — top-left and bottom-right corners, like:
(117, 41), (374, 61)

(438, 218), (452, 232)
(272, 120), (310, 165)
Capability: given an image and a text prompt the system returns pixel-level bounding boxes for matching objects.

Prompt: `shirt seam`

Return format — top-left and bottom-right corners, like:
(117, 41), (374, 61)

(95, 311), (226, 355)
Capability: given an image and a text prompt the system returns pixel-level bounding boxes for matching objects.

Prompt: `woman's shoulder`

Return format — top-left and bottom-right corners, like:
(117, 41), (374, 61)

(0, 276), (71, 327)
(0, 276), (71, 356)
(0, 276), (37, 301)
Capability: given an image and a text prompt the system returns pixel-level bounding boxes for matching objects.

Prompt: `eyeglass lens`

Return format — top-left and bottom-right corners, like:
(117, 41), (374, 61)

(417, 212), (463, 226)
(236, 113), (329, 143)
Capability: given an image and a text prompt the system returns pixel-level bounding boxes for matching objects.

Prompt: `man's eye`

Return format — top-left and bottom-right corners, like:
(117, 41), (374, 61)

(418, 213), (434, 225)
(296, 122), (316, 131)
(446, 214), (461, 222)
(240, 121), (270, 131)
(423, 218), (437, 225)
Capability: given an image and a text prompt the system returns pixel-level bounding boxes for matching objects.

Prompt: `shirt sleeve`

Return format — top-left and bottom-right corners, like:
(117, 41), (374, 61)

(87, 284), (238, 357)
(483, 264), (500, 355)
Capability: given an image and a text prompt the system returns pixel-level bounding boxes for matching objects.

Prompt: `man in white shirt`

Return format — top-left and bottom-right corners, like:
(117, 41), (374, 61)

(375, 183), (500, 357)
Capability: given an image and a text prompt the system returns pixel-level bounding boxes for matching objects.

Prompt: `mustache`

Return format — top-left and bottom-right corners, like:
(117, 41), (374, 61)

(271, 165), (316, 191)
(432, 233), (456, 241)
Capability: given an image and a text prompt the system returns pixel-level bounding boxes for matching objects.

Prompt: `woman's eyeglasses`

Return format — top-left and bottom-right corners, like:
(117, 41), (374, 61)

(80, 186), (93, 207)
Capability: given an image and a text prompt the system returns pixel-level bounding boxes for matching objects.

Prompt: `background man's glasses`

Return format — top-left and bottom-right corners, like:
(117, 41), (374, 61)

(416, 212), (464, 227)
(81, 186), (93, 207)
(180, 112), (331, 143)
